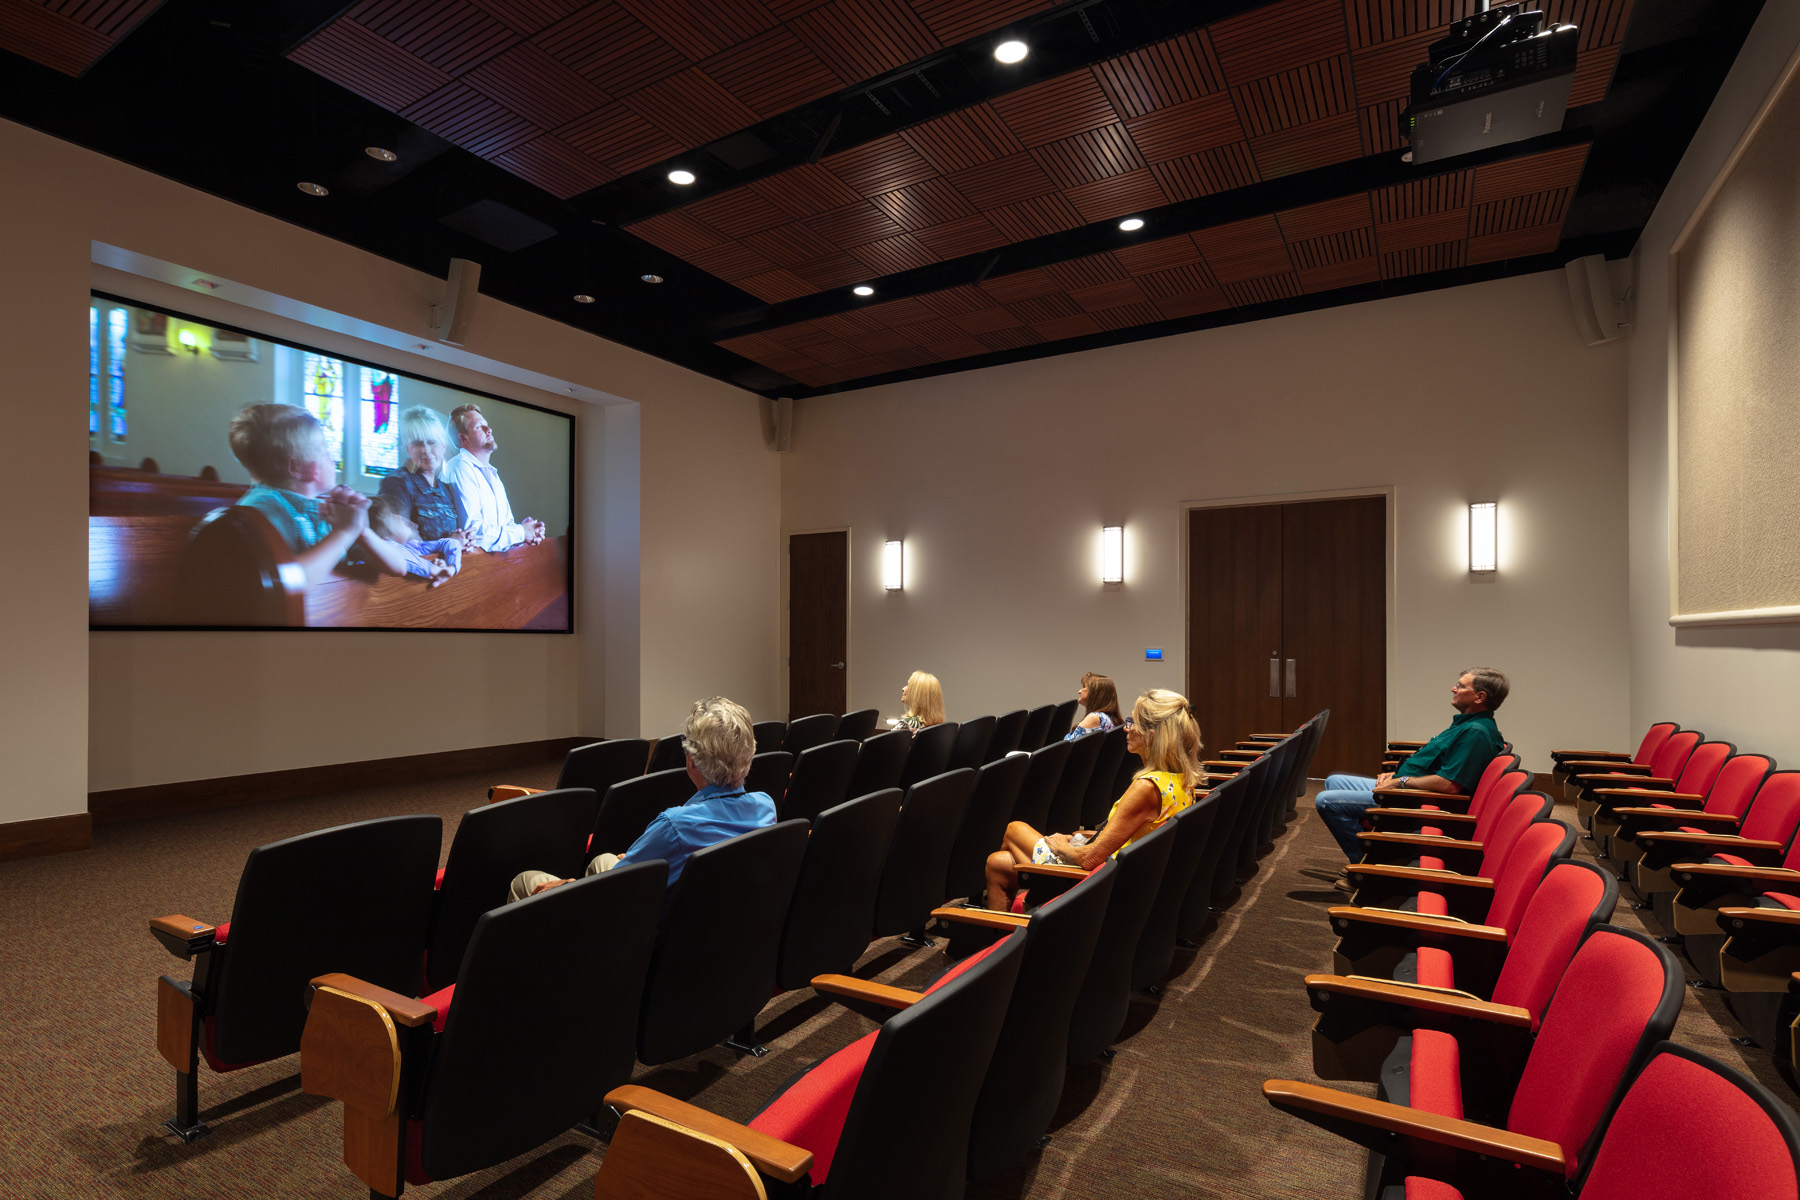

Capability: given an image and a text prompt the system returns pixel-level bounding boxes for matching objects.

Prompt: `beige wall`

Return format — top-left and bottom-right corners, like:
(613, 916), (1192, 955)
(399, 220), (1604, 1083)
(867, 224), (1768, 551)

(0, 116), (778, 821)
(781, 270), (1631, 770)
(1627, 7), (1800, 761)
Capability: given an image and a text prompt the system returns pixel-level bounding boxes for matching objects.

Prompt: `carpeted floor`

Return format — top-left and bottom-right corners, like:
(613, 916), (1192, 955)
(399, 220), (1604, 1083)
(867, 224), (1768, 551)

(0, 777), (1788, 1199)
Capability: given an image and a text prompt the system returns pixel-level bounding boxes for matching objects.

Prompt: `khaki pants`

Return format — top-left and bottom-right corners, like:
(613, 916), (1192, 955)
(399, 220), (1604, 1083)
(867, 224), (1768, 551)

(507, 852), (622, 903)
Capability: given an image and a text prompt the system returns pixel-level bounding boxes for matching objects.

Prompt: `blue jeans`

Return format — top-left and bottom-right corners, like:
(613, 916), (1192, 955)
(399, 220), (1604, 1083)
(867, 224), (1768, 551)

(1315, 774), (1379, 860)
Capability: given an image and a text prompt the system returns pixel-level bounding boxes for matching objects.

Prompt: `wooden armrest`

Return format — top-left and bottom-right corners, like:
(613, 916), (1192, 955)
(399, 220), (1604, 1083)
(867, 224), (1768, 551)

(1589, 775), (1674, 789)
(1570, 761), (1652, 773)
(1618, 810), (1737, 828)
(1387, 741), (1427, 749)
(1326, 906), (1506, 940)
(606, 1085), (814, 1184)
(1552, 749), (1628, 759)
(1649, 833), (1779, 850)
(1355, 831), (1479, 850)
(486, 784), (543, 803)
(810, 974), (920, 1010)
(1370, 786), (1465, 799)
(1601, 794), (1705, 809)
(1017, 863), (1091, 881)
(149, 914), (216, 959)
(1346, 863), (1494, 890)
(1720, 906), (1800, 927)
(1262, 1080), (1566, 1173)
(1219, 749), (1262, 761)
(930, 905), (1030, 930)
(1236, 740), (1277, 749)
(1675, 864), (1800, 884)
(300, 985), (402, 1118)
(1304, 974), (1532, 1026)
(1201, 760), (1245, 772)
(309, 972), (437, 1028)
(1366, 807), (1476, 824)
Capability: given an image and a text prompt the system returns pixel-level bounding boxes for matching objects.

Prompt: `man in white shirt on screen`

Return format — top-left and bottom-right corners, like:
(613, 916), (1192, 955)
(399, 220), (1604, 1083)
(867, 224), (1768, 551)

(442, 403), (545, 552)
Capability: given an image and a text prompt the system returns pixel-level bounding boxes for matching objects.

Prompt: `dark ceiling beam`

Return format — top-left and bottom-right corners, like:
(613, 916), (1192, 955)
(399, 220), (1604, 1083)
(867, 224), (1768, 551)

(573, 0), (1272, 228)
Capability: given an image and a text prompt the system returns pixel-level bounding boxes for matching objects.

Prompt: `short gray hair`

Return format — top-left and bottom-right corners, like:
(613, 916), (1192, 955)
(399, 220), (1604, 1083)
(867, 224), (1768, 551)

(683, 696), (755, 787)
(399, 406), (451, 469)
(1463, 667), (1510, 711)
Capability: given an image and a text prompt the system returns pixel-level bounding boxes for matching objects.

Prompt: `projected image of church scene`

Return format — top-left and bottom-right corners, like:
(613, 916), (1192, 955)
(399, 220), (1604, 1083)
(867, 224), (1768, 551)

(88, 298), (573, 631)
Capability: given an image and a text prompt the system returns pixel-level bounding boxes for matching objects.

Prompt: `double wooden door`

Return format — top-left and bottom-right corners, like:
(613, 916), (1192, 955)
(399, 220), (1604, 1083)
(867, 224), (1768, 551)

(1187, 496), (1385, 777)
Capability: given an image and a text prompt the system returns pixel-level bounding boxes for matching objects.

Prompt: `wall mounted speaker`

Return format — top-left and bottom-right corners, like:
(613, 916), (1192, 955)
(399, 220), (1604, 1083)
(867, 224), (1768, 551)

(761, 396), (794, 452)
(432, 258), (482, 346)
(1564, 253), (1620, 346)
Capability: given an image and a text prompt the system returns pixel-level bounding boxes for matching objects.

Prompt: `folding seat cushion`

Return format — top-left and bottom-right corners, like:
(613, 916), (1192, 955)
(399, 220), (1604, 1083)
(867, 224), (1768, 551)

(1275, 928), (1684, 1200)
(749, 934), (1012, 1183)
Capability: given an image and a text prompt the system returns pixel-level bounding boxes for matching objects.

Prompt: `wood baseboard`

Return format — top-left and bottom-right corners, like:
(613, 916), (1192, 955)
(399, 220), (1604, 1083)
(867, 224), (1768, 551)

(0, 812), (94, 862)
(88, 736), (595, 827)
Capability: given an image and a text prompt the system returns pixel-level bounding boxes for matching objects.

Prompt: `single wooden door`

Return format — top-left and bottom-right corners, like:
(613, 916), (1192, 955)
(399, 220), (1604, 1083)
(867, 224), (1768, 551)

(1281, 497), (1386, 775)
(1187, 504), (1284, 760)
(788, 531), (847, 719)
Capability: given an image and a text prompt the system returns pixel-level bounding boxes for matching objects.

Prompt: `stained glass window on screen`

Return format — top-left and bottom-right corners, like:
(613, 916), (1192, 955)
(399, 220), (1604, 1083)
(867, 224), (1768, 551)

(301, 352), (344, 469)
(89, 308), (99, 436)
(106, 308), (127, 441)
(360, 369), (400, 477)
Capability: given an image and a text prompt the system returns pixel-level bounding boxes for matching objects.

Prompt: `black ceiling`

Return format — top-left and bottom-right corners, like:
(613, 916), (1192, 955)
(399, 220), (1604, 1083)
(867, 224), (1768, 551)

(0, 0), (1764, 398)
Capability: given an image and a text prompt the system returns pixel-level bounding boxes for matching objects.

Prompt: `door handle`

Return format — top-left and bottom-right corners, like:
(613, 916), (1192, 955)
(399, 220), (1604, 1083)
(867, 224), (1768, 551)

(1285, 659), (1297, 698)
(1268, 657), (1280, 698)
(831, 662), (846, 669)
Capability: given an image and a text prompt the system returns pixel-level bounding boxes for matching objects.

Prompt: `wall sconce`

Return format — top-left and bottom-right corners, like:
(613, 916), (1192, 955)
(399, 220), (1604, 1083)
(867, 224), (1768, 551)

(1469, 502), (1497, 573)
(884, 540), (904, 591)
(176, 328), (202, 354)
(1101, 525), (1124, 584)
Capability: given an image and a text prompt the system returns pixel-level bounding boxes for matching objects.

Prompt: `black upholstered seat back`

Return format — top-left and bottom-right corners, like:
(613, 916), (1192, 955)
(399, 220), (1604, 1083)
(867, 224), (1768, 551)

(1045, 698), (1079, 744)
(752, 720), (787, 755)
(985, 709), (1028, 762)
(873, 769), (977, 937)
(1179, 770), (1250, 940)
(782, 712), (840, 757)
(968, 861), (1117, 1181)
(945, 754), (1031, 902)
(591, 768), (695, 856)
(947, 715), (995, 771)
(781, 739), (861, 824)
(637, 820), (811, 1065)
(823, 932), (1026, 1200)
(836, 708), (880, 743)
(1113, 748), (1143, 807)
(744, 751), (793, 805)
(847, 729), (911, 799)
(898, 721), (960, 791)
(426, 787), (600, 992)
(1010, 739), (1071, 833)
(1018, 704), (1056, 751)
(1080, 726), (1131, 828)
(1132, 792), (1222, 991)
(1066, 818), (1175, 1065)
(555, 739), (648, 793)
(1045, 726), (1105, 833)
(417, 861), (667, 1182)
(1215, 755), (1274, 902)
(210, 815), (440, 1065)
(646, 734), (686, 774)
(776, 791), (903, 991)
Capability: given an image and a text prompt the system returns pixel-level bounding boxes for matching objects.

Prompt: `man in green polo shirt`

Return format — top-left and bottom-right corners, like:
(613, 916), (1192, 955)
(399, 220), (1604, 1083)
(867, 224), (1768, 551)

(1316, 668), (1509, 876)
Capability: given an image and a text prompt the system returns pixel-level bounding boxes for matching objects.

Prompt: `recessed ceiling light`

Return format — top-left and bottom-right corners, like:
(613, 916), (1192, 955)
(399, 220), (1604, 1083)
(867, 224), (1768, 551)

(994, 40), (1028, 64)
(573, 293), (595, 303)
(852, 285), (875, 296)
(297, 181), (328, 196)
(667, 169), (696, 185)
(641, 274), (664, 283)
(1118, 217), (1145, 231)
(364, 146), (398, 162)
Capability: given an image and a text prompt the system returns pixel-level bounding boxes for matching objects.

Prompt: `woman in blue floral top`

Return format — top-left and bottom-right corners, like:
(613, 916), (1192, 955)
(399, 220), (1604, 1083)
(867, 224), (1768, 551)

(1065, 673), (1123, 740)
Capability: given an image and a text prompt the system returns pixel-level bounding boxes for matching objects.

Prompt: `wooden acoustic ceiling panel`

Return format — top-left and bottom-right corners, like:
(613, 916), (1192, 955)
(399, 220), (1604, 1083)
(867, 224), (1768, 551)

(288, 0), (1056, 199)
(628, 0), (1631, 308)
(0, 0), (168, 76)
(718, 142), (1589, 387)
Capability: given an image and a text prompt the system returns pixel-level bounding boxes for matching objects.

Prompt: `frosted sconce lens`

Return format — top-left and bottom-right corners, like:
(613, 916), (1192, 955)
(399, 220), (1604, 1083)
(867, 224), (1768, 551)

(1469, 502), (1497, 573)
(884, 540), (904, 590)
(1102, 526), (1124, 584)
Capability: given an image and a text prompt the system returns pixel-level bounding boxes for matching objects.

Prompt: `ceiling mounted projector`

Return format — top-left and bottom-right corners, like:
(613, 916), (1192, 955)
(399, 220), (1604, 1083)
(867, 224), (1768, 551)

(1400, 2), (1578, 165)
